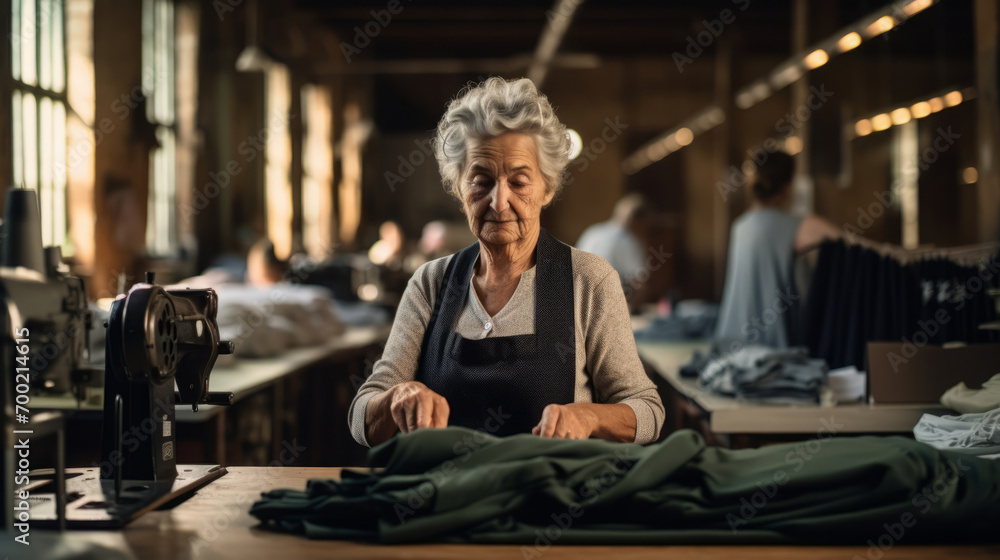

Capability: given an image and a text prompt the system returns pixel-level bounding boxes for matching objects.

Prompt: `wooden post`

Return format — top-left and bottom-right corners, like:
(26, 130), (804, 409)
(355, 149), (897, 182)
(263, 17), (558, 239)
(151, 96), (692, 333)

(712, 38), (734, 299)
(975, 0), (1000, 241)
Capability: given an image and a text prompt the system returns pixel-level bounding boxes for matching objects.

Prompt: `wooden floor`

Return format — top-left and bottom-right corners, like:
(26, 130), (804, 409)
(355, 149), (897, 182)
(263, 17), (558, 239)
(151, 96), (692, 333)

(46, 467), (1000, 560)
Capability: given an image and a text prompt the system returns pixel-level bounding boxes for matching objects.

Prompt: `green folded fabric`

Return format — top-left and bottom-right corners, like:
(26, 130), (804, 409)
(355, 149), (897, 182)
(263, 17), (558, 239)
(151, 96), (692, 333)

(250, 428), (1000, 545)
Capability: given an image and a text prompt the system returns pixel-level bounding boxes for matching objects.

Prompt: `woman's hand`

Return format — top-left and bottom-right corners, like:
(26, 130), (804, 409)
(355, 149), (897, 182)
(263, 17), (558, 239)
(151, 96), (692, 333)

(531, 403), (599, 440)
(531, 403), (638, 442)
(388, 381), (450, 433)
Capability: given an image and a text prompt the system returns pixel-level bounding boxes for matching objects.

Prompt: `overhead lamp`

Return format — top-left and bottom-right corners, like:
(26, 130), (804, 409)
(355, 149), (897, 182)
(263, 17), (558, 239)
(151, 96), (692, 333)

(890, 108), (911, 125)
(910, 101), (931, 119)
(850, 87), (976, 139)
(566, 129), (583, 160)
(855, 119), (874, 137)
(734, 2), (939, 111)
(804, 49), (829, 70)
(837, 32), (862, 53)
(784, 136), (803, 155)
(235, 0), (274, 72)
(871, 114), (892, 132)
(622, 106), (725, 174)
(962, 167), (978, 184)
(675, 128), (694, 146)
(865, 15), (895, 38)
(902, 0), (934, 17)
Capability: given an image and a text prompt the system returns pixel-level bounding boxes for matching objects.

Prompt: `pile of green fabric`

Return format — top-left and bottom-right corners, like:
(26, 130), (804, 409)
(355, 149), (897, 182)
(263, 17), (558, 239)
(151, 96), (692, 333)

(250, 428), (1000, 545)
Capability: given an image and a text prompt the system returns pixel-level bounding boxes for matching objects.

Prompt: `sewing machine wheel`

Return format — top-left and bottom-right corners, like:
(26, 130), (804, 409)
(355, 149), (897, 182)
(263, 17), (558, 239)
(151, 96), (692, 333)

(147, 294), (179, 382)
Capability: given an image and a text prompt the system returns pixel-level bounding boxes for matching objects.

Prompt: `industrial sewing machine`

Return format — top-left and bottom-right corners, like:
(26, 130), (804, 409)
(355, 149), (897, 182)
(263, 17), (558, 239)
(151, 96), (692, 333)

(2, 188), (234, 529)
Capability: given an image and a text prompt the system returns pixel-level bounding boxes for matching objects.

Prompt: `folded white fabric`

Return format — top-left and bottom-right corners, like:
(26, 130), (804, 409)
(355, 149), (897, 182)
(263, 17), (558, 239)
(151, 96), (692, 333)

(211, 284), (346, 358)
(913, 408), (1000, 456)
(941, 373), (1000, 414)
(827, 365), (866, 403)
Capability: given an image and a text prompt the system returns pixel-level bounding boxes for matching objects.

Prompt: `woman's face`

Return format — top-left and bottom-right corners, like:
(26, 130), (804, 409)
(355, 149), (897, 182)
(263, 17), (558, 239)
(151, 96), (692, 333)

(459, 132), (553, 247)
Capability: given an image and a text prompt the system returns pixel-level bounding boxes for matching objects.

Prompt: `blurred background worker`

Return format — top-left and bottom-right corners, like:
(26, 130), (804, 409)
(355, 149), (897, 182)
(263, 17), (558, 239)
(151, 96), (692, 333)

(576, 192), (657, 309)
(246, 238), (291, 286)
(715, 151), (841, 347)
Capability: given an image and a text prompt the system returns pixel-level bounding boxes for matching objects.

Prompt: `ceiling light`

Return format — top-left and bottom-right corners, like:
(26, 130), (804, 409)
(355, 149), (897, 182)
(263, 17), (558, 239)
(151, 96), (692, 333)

(785, 136), (803, 155)
(675, 128), (694, 146)
(855, 119), (873, 137)
(910, 101), (931, 118)
(566, 129), (583, 160)
(962, 167), (978, 184)
(943, 91), (963, 107)
(902, 0), (934, 17)
(837, 32), (862, 53)
(865, 15), (895, 38)
(890, 108), (911, 125)
(804, 49), (829, 70)
(871, 113), (892, 131)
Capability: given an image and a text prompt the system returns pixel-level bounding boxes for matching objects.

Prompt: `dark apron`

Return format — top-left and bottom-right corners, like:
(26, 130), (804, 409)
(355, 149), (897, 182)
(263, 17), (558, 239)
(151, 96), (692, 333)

(416, 228), (575, 436)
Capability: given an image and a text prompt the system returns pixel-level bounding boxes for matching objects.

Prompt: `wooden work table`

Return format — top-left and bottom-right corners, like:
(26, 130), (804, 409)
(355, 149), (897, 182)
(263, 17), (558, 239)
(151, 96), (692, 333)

(636, 340), (952, 443)
(35, 467), (999, 560)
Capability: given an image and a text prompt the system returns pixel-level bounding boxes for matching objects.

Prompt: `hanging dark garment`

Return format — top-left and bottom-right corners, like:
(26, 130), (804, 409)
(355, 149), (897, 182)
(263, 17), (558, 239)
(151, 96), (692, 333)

(803, 241), (999, 370)
(416, 229), (576, 437)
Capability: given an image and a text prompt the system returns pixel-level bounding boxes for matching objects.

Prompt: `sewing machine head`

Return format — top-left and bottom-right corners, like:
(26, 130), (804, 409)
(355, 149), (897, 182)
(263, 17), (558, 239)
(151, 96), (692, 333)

(0, 188), (98, 401)
(101, 275), (234, 483)
(109, 278), (234, 411)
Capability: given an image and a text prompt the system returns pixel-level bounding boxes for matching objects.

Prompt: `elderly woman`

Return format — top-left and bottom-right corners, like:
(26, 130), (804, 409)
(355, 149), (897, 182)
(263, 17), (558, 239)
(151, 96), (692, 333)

(349, 77), (664, 447)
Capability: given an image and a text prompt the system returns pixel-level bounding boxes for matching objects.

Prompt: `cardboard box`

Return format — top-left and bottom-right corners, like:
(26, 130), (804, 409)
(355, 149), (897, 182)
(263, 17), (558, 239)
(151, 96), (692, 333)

(867, 342), (1000, 404)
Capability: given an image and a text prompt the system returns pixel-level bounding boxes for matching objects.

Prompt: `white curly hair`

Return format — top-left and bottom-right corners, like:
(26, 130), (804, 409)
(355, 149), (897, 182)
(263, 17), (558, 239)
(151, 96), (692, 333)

(433, 77), (571, 204)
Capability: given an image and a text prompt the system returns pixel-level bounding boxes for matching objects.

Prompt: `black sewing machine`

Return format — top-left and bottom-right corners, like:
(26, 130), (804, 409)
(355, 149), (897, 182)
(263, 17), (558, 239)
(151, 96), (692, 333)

(3, 188), (236, 528)
(18, 278), (237, 528)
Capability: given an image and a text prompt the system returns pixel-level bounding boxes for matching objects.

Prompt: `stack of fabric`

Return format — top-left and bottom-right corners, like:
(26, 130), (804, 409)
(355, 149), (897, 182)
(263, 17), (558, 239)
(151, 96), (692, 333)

(633, 301), (718, 342)
(681, 344), (827, 403)
(914, 373), (1000, 459)
(941, 373), (1000, 413)
(914, 409), (1000, 458)
(250, 427), (1000, 544)
(212, 284), (346, 360)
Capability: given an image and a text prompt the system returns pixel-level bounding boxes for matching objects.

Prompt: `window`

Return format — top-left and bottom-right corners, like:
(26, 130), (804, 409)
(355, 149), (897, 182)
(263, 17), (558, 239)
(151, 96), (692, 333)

(143, 0), (176, 256)
(265, 63), (293, 260)
(301, 84), (334, 258)
(11, 0), (69, 251)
